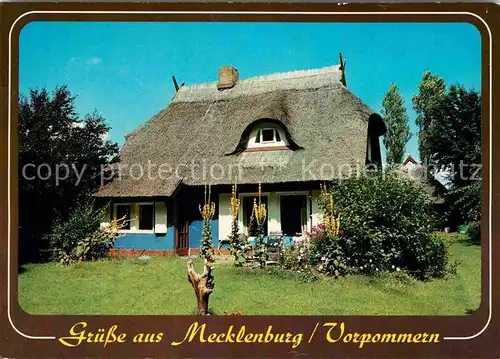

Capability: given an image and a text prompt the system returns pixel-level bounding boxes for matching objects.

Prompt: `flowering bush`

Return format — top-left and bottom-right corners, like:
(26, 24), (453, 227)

(323, 171), (452, 280)
(281, 238), (309, 271)
(307, 224), (348, 278)
(48, 200), (125, 265)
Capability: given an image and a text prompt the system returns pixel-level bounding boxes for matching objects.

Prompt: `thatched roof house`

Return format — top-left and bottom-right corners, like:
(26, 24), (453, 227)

(398, 155), (448, 204)
(397, 155), (450, 230)
(97, 63), (386, 256)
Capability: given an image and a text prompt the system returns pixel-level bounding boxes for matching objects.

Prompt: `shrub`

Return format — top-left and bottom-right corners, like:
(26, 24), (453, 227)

(281, 238), (309, 271)
(317, 170), (451, 280)
(252, 234), (269, 268)
(466, 221), (481, 245)
(47, 200), (124, 264)
(266, 233), (284, 263)
(307, 225), (349, 278)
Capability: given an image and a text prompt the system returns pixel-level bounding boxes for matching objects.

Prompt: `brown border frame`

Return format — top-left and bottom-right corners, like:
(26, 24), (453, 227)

(0, 3), (498, 358)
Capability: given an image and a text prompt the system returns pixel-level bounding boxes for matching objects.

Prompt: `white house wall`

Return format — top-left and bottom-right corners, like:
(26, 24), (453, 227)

(268, 192), (281, 233)
(218, 190), (324, 240)
(154, 201), (168, 234)
(310, 190), (323, 228)
(218, 193), (232, 243)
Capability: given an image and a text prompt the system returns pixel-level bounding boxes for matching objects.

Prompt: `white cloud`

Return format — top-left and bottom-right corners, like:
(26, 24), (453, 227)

(66, 57), (103, 67)
(87, 57), (102, 65)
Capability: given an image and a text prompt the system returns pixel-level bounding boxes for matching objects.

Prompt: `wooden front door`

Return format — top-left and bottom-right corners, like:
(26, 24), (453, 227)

(176, 220), (189, 256)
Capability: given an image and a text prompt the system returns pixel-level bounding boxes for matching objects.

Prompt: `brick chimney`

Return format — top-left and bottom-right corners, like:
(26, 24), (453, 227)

(217, 66), (239, 90)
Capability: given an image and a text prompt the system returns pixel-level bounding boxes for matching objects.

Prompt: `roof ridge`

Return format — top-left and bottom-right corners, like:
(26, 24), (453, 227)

(180, 64), (342, 90)
(243, 64), (342, 82)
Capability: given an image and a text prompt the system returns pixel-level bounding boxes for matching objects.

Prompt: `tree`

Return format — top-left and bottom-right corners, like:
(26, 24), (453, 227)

(381, 84), (411, 165)
(425, 85), (482, 224)
(19, 86), (118, 263)
(412, 72), (447, 165)
(412, 74), (482, 225)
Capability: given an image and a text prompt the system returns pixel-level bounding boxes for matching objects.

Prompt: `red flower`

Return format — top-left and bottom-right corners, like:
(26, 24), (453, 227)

(317, 224), (326, 230)
(224, 311), (243, 316)
(339, 230), (344, 235)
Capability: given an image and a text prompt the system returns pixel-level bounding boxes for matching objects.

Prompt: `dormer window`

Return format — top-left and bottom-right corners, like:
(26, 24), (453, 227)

(256, 128), (281, 144)
(247, 122), (288, 151)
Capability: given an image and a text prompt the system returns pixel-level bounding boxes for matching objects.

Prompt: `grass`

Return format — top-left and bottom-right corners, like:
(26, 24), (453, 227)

(18, 233), (480, 316)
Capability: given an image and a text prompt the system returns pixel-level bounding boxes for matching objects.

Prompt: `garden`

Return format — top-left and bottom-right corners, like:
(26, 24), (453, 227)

(18, 233), (479, 316)
(18, 72), (482, 317)
(18, 172), (481, 316)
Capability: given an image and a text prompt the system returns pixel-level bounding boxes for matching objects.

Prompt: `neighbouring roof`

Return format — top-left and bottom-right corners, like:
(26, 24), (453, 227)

(96, 64), (385, 198)
(402, 155), (419, 166)
(398, 156), (448, 203)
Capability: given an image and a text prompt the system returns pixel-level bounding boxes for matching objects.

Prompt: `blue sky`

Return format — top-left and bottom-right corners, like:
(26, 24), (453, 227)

(19, 22), (481, 161)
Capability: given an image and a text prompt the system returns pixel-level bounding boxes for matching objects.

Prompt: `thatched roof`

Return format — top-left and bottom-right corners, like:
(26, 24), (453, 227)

(96, 64), (384, 198)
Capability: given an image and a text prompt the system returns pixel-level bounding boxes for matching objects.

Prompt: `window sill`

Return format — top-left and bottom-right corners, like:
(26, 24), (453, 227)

(244, 146), (290, 153)
(116, 229), (155, 234)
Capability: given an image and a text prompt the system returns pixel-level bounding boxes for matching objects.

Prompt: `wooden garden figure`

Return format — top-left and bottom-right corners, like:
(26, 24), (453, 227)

(186, 259), (214, 315)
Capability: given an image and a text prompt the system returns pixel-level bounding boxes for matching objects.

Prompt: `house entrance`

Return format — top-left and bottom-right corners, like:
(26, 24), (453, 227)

(175, 195), (190, 256)
(176, 218), (189, 255)
(280, 195), (308, 236)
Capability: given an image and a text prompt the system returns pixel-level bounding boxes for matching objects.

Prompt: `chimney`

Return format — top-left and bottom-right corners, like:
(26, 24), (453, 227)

(217, 66), (239, 90)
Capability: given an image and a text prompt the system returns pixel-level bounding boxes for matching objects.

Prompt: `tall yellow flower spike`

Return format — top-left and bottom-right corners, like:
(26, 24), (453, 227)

(320, 183), (341, 237)
(230, 184), (240, 221)
(199, 185), (216, 221)
(252, 183), (267, 226)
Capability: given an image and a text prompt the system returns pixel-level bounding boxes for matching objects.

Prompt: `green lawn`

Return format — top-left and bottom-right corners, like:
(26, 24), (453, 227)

(18, 233), (481, 315)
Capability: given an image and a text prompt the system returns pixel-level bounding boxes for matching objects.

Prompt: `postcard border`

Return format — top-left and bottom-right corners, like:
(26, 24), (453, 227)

(7, 8), (492, 343)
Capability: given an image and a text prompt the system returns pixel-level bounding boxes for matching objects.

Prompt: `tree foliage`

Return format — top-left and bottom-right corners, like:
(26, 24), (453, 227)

(412, 73), (482, 224)
(381, 84), (411, 165)
(19, 86), (119, 263)
(412, 72), (447, 165)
